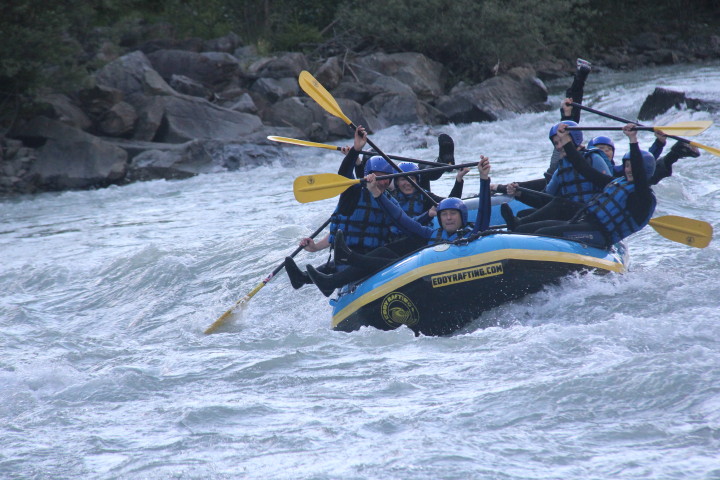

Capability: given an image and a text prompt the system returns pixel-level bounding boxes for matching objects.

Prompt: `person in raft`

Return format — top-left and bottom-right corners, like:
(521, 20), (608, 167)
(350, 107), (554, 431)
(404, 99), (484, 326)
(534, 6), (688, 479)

(510, 123), (657, 248)
(284, 125), (402, 291)
(305, 157), (492, 296)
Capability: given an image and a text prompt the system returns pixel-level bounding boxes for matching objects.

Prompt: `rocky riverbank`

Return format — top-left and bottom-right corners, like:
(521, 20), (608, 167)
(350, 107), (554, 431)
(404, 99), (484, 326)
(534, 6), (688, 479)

(1, 31), (719, 196)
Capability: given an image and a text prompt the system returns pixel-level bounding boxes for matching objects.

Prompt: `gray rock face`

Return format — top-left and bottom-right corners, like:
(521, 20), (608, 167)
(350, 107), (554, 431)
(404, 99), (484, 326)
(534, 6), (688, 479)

(639, 87), (720, 120)
(13, 117), (127, 191)
(2, 45), (560, 196)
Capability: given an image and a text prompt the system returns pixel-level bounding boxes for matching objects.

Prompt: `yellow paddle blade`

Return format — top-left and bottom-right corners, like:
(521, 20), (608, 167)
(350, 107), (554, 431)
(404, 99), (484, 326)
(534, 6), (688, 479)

(688, 140), (720, 157)
(268, 136), (340, 151)
(298, 71), (352, 125)
(653, 120), (712, 136)
(293, 173), (360, 203)
(649, 215), (713, 248)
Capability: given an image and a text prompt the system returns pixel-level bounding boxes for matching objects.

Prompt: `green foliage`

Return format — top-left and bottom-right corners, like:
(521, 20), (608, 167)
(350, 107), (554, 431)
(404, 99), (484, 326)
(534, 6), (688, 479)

(0, 1), (89, 96)
(338, 0), (596, 81)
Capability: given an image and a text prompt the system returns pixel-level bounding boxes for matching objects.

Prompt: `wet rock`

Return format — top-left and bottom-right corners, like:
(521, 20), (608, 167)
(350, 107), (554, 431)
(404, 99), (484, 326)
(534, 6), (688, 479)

(638, 87), (720, 120)
(11, 117), (127, 191)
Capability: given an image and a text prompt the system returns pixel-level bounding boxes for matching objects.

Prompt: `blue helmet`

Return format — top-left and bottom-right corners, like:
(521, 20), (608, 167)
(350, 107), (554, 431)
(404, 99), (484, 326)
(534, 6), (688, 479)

(397, 162), (420, 183)
(588, 135), (615, 151)
(622, 149), (656, 180)
(436, 197), (468, 227)
(364, 155), (395, 176)
(549, 120), (583, 147)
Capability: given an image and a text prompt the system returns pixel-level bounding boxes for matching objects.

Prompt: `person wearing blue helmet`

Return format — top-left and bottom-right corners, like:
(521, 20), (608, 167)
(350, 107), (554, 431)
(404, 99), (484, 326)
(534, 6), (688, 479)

(390, 161), (468, 234)
(500, 113), (613, 230)
(511, 123), (657, 248)
(285, 125), (403, 293)
(305, 157), (492, 296)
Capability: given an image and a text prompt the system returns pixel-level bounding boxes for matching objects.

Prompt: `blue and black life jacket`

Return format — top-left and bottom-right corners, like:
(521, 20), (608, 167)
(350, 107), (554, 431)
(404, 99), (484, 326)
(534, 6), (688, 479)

(329, 189), (394, 252)
(429, 224), (474, 244)
(391, 190), (427, 219)
(586, 177), (656, 244)
(554, 150), (609, 204)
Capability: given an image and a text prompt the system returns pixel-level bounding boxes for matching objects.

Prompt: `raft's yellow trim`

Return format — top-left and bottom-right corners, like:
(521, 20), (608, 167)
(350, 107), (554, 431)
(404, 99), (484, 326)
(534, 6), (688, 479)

(331, 248), (625, 328)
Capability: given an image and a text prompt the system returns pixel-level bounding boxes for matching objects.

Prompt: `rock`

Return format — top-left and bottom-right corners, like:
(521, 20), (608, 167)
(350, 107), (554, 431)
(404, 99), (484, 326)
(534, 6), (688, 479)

(365, 92), (431, 129)
(78, 85), (125, 118)
(36, 94), (92, 131)
(155, 95), (263, 143)
(127, 140), (218, 181)
(434, 95), (497, 124)
(350, 52), (445, 100)
(169, 74), (212, 99)
(331, 81), (385, 105)
(263, 97), (329, 140)
(445, 67), (549, 120)
(95, 51), (176, 98)
(247, 52), (309, 79)
(133, 97), (165, 141)
(249, 77), (299, 103)
(126, 139), (288, 181)
(228, 93), (258, 114)
(314, 56), (344, 90)
(638, 87), (720, 120)
(147, 49), (239, 88)
(98, 101), (138, 137)
(11, 117), (127, 191)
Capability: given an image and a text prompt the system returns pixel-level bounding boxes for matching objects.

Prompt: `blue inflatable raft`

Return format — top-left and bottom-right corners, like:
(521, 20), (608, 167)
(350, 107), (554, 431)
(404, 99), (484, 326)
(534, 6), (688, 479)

(328, 196), (628, 336)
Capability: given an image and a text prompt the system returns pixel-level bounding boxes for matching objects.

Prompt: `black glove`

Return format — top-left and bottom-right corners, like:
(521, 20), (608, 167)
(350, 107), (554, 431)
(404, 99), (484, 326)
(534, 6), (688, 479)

(670, 141), (701, 158)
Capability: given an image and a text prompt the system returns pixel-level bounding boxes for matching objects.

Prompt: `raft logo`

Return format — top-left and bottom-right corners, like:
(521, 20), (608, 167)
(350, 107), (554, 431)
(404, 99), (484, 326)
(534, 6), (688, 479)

(430, 262), (504, 288)
(380, 292), (419, 328)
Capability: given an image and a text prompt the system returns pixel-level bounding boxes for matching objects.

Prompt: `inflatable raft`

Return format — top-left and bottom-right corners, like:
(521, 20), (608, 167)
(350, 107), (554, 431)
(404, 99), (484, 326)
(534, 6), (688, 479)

(328, 196), (628, 336)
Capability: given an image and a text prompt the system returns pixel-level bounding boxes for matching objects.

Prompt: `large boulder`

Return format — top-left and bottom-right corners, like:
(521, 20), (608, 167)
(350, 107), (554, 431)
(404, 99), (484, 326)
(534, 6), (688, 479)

(249, 77), (299, 103)
(246, 52), (309, 79)
(442, 67), (549, 121)
(95, 51), (176, 99)
(127, 140), (219, 181)
(638, 87), (720, 120)
(365, 92), (445, 129)
(127, 139), (288, 181)
(36, 94), (92, 131)
(146, 49), (239, 88)
(97, 101), (138, 137)
(350, 52), (445, 101)
(155, 95), (264, 143)
(11, 117), (127, 191)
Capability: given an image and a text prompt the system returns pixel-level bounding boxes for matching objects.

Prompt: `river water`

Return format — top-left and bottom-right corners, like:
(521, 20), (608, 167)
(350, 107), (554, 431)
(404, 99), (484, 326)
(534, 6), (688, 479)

(2, 63), (720, 479)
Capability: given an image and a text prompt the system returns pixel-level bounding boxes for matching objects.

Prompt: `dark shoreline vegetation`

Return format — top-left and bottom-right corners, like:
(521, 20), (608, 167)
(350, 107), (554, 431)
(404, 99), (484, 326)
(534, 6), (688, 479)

(0, 0), (718, 196)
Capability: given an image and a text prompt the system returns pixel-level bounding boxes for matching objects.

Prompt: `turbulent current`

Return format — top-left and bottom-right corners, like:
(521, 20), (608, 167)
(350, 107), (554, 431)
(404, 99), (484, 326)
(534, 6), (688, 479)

(2, 63), (720, 479)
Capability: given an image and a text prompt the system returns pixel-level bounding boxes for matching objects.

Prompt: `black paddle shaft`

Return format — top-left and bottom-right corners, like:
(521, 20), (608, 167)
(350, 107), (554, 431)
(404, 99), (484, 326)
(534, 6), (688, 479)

(270, 217), (331, 279)
(570, 102), (693, 145)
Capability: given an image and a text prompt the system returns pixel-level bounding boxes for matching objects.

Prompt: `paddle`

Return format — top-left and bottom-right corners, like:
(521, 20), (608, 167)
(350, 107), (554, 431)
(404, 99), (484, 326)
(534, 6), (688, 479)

(566, 120), (711, 137)
(294, 162), (479, 203)
(204, 218), (332, 334)
(267, 135), (445, 167)
(570, 102), (720, 157)
(298, 70), (438, 206)
(514, 186), (712, 248)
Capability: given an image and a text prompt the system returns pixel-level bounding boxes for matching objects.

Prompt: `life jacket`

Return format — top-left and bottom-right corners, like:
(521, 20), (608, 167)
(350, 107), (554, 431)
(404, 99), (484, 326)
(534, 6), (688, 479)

(391, 189), (427, 219)
(554, 150), (608, 204)
(329, 189), (394, 252)
(429, 224), (474, 245)
(586, 177), (657, 244)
